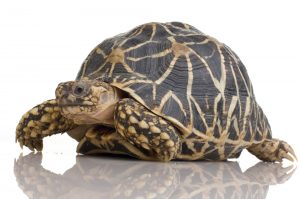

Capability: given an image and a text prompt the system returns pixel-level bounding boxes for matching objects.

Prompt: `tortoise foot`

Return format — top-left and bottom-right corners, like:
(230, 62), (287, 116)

(16, 99), (75, 151)
(247, 138), (297, 162)
(114, 98), (181, 161)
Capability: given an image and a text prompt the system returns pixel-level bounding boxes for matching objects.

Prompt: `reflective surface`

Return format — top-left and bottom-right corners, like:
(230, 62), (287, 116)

(14, 153), (295, 199)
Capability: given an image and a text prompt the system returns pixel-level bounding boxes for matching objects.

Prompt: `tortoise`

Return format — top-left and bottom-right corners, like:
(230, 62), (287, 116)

(16, 22), (297, 162)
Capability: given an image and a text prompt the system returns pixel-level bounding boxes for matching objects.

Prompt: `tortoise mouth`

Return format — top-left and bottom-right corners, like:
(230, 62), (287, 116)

(59, 103), (98, 124)
(58, 104), (95, 107)
(57, 97), (96, 108)
(58, 103), (96, 116)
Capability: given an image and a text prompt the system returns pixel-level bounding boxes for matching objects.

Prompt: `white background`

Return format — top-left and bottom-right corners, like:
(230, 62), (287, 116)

(0, 0), (300, 198)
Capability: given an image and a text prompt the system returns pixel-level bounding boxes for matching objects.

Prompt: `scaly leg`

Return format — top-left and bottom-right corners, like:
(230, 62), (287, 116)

(247, 138), (297, 162)
(16, 99), (76, 151)
(114, 98), (181, 161)
(77, 125), (155, 160)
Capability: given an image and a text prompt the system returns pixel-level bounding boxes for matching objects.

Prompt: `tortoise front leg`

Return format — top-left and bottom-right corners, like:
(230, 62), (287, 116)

(77, 125), (154, 160)
(16, 99), (76, 151)
(114, 98), (181, 161)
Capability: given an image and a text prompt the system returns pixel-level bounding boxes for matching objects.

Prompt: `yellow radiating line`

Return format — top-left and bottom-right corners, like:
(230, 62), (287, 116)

(96, 47), (107, 58)
(183, 23), (190, 29)
(152, 83), (156, 101)
(119, 25), (145, 47)
(155, 56), (178, 85)
(186, 55), (194, 130)
(225, 45), (251, 95)
(108, 63), (116, 77)
(178, 33), (204, 37)
(184, 38), (209, 45)
(223, 96), (238, 135)
(157, 91), (187, 117)
(242, 97), (251, 135)
(122, 63), (146, 78)
(227, 47), (243, 118)
(80, 59), (88, 79)
(233, 117), (240, 136)
(133, 25), (146, 37)
(166, 22), (199, 34)
(192, 128), (251, 146)
(119, 79), (153, 87)
(80, 46), (99, 78)
(126, 48), (172, 62)
(227, 144), (245, 159)
(150, 23), (156, 41)
(188, 47), (221, 92)
(216, 42), (227, 113)
(88, 60), (108, 77)
(169, 24), (199, 36)
(157, 90), (172, 111)
(168, 93), (187, 116)
(186, 55), (193, 96)
(120, 87), (146, 105)
(123, 40), (159, 53)
(190, 96), (209, 130)
(161, 24), (176, 36)
(212, 93), (222, 125)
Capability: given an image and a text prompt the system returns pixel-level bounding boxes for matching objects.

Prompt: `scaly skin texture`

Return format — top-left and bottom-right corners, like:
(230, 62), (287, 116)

(247, 138), (297, 162)
(77, 125), (155, 160)
(114, 98), (181, 161)
(16, 99), (76, 151)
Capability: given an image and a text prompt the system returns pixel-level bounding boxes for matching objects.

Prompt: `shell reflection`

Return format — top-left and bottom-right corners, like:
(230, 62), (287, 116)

(14, 153), (295, 199)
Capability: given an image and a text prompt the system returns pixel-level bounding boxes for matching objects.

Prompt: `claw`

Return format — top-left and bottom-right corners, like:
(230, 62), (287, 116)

(19, 141), (23, 149)
(34, 139), (43, 151)
(28, 146), (34, 152)
(282, 153), (294, 162)
(16, 99), (75, 152)
(281, 141), (297, 162)
(248, 138), (297, 163)
(16, 128), (43, 152)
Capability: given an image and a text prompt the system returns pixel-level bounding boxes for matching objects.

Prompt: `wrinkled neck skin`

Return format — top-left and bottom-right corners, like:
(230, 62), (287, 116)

(72, 102), (116, 127)
(56, 79), (124, 127)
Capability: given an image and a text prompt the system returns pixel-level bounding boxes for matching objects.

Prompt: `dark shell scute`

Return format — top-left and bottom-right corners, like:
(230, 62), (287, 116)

(160, 93), (189, 126)
(159, 57), (188, 93)
(188, 41), (222, 81)
(174, 35), (207, 44)
(169, 22), (186, 28)
(125, 41), (172, 59)
(126, 52), (174, 81)
(151, 24), (172, 41)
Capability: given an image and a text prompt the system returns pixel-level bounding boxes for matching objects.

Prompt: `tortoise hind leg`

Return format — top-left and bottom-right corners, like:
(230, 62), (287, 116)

(77, 125), (155, 160)
(16, 99), (76, 151)
(247, 138), (297, 162)
(114, 98), (181, 161)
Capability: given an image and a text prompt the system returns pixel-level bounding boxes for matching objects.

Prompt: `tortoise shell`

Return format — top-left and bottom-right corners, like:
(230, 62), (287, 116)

(76, 22), (268, 143)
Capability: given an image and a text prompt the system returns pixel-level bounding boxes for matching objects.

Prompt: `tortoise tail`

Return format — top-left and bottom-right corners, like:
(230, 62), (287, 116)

(247, 138), (297, 162)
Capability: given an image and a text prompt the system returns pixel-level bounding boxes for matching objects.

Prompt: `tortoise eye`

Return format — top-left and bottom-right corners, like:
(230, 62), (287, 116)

(73, 85), (85, 96)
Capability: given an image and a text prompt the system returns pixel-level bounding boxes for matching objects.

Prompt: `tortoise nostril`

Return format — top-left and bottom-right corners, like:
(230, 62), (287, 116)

(74, 85), (85, 96)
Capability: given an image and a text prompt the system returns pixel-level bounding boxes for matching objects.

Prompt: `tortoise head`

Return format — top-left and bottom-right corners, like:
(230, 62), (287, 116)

(55, 79), (122, 125)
